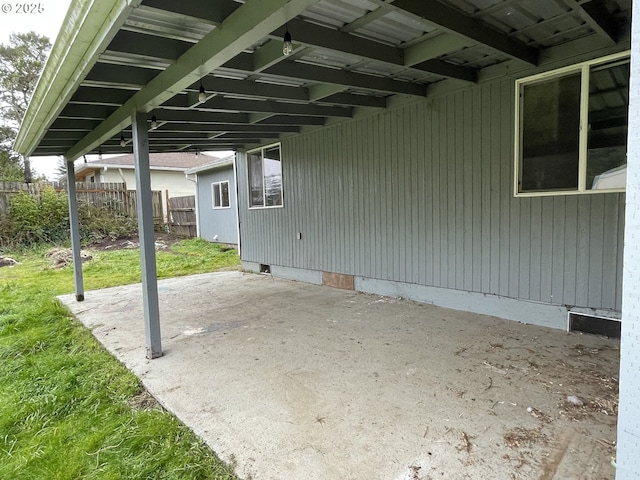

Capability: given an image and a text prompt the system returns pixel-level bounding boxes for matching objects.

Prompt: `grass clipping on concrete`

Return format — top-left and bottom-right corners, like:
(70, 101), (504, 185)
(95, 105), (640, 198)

(0, 238), (239, 480)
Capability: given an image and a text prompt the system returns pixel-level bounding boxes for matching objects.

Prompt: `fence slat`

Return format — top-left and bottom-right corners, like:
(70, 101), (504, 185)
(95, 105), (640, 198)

(168, 195), (196, 237)
(0, 181), (163, 225)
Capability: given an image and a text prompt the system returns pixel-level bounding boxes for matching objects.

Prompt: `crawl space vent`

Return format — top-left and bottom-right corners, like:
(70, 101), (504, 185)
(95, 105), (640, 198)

(259, 263), (271, 274)
(569, 312), (621, 339)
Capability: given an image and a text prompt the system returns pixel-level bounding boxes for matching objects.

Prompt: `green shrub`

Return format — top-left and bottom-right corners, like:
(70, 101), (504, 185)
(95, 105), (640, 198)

(5, 191), (43, 245)
(78, 202), (138, 244)
(40, 186), (70, 243)
(0, 187), (138, 248)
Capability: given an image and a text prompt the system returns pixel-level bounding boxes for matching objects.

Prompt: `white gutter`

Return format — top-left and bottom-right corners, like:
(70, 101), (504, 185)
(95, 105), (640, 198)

(14, 0), (142, 157)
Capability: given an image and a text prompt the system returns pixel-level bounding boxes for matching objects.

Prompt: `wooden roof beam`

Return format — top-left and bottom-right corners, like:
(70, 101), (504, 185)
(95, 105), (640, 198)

(65, 0), (321, 160)
(391, 0), (538, 65)
(271, 19), (476, 82)
(566, 0), (618, 44)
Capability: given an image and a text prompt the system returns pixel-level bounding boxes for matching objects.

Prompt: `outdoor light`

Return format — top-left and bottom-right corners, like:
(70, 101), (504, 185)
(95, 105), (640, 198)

(198, 82), (207, 103)
(282, 27), (293, 56)
(119, 133), (126, 147)
(150, 114), (158, 130)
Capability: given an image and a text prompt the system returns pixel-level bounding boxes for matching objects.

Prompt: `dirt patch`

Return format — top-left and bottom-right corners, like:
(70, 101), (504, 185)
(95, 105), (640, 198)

(45, 248), (93, 268)
(0, 257), (18, 267)
(127, 389), (161, 411)
(504, 427), (547, 449)
(88, 233), (187, 251)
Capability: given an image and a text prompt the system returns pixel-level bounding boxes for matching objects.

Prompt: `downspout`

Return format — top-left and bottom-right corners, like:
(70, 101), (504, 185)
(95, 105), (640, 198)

(117, 167), (127, 187)
(184, 172), (200, 238)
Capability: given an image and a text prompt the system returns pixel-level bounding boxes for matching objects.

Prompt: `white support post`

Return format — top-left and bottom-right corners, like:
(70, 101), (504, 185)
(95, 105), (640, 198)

(617, 0), (640, 477)
(65, 158), (84, 302)
(132, 111), (162, 359)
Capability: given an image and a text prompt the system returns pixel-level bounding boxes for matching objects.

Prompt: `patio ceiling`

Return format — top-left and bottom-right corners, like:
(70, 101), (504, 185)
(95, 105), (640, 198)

(15, 0), (632, 158)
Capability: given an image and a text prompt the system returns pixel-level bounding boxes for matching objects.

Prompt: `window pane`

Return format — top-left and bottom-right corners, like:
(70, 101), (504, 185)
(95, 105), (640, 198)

(248, 153), (264, 207)
(263, 147), (282, 206)
(520, 73), (581, 192)
(587, 59), (629, 190)
(213, 183), (221, 207)
(221, 181), (230, 207)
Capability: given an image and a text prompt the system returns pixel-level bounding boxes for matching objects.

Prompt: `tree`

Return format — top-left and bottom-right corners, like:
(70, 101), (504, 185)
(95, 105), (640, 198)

(0, 125), (23, 180)
(55, 157), (68, 181)
(0, 32), (51, 182)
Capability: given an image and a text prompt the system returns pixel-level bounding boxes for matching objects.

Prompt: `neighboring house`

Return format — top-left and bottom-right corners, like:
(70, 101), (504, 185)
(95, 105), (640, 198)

(74, 152), (216, 221)
(186, 155), (238, 245)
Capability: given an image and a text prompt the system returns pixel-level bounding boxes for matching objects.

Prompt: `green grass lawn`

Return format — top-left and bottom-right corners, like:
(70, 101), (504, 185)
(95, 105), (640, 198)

(0, 238), (240, 480)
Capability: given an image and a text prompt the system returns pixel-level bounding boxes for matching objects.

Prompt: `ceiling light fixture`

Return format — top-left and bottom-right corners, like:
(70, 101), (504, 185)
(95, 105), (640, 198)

(120, 133), (126, 147)
(198, 82), (207, 103)
(150, 113), (158, 130)
(282, 25), (293, 56)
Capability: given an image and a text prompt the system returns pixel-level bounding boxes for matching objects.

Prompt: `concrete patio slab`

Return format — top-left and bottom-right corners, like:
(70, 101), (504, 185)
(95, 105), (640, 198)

(59, 272), (620, 480)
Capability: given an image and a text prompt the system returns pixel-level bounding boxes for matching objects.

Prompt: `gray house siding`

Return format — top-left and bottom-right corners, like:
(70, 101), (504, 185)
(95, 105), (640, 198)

(237, 78), (625, 328)
(196, 165), (238, 245)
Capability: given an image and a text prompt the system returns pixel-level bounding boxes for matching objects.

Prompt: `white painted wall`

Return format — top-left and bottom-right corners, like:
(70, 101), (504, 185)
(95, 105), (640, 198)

(88, 168), (196, 220)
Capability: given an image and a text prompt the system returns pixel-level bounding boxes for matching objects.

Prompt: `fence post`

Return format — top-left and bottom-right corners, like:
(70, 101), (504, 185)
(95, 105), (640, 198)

(165, 190), (171, 231)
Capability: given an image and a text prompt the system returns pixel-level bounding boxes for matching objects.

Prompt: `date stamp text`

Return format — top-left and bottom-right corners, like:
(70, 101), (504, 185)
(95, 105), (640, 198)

(1, 3), (46, 14)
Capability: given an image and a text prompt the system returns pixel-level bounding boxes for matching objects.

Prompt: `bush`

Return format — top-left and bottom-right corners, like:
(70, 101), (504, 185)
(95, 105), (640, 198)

(78, 202), (138, 243)
(5, 191), (42, 245)
(0, 187), (138, 248)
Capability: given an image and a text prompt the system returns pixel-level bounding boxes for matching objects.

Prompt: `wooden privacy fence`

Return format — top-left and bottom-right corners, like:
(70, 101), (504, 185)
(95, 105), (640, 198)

(0, 181), (163, 224)
(167, 194), (196, 237)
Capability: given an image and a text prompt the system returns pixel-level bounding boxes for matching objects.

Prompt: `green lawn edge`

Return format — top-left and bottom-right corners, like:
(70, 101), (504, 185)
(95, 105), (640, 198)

(0, 238), (240, 480)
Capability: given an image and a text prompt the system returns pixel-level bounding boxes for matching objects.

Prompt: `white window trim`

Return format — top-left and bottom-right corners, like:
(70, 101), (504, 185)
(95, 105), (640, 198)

(514, 50), (630, 197)
(247, 142), (284, 209)
(212, 180), (230, 209)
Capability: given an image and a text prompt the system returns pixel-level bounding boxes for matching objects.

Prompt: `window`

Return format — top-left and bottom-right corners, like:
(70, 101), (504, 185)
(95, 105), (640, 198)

(247, 143), (283, 208)
(212, 181), (230, 208)
(515, 52), (629, 196)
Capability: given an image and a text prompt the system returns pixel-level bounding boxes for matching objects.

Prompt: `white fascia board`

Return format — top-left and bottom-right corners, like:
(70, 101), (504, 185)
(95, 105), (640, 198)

(81, 163), (195, 172)
(14, 0), (142, 156)
(185, 158), (235, 175)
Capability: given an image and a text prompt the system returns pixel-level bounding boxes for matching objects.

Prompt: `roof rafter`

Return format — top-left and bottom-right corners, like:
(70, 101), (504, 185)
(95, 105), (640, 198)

(272, 19), (476, 82)
(156, 124), (301, 133)
(139, 0), (241, 26)
(565, 0), (618, 44)
(391, 0), (538, 65)
(194, 97), (354, 118)
(264, 61), (427, 97)
(65, 0), (322, 160)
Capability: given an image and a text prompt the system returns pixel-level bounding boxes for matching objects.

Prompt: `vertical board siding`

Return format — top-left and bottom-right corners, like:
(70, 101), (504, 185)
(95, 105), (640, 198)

(197, 169), (238, 244)
(237, 81), (625, 312)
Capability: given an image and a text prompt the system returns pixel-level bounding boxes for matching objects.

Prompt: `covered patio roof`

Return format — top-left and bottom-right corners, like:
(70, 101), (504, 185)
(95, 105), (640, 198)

(14, 0), (632, 159)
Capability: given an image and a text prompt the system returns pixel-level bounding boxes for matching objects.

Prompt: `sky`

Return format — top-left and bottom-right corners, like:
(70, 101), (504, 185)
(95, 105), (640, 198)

(1, 0), (73, 179)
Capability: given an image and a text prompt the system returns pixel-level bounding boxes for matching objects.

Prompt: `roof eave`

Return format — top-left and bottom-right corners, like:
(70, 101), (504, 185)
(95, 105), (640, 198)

(186, 157), (235, 175)
(14, 0), (143, 157)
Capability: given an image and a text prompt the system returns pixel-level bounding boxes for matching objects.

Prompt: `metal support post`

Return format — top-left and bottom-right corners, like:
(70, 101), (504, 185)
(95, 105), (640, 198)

(132, 111), (163, 359)
(65, 158), (84, 301)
